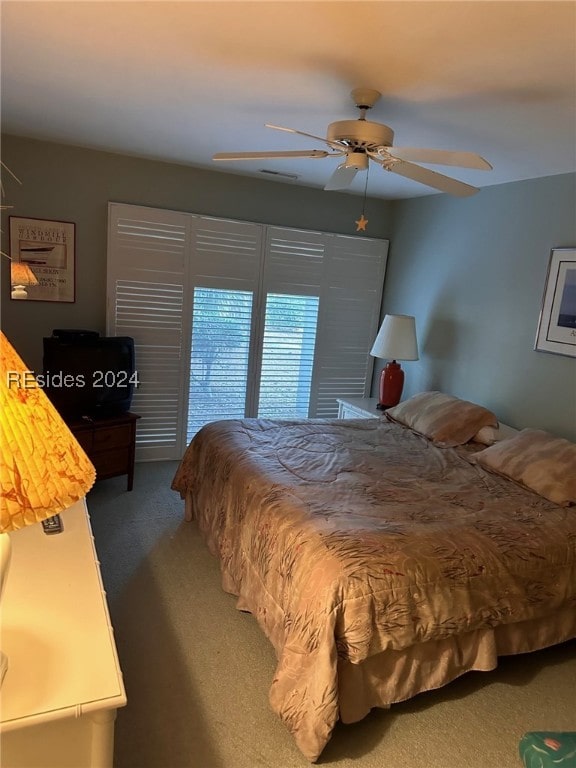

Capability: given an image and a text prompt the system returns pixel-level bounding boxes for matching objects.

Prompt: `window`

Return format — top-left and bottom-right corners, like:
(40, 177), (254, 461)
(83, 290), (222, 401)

(187, 288), (253, 442)
(258, 293), (319, 420)
(186, 290), (320, 440)
(108, 203), (388, 460)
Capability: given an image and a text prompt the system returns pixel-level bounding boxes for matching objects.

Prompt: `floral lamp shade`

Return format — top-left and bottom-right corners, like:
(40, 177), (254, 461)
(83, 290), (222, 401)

(0, 332), (96, 533)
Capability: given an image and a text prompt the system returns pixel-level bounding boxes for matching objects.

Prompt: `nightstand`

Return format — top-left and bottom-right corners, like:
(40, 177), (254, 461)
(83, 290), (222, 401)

(337, 397), (382, 419)
(67, 412), (140, 491)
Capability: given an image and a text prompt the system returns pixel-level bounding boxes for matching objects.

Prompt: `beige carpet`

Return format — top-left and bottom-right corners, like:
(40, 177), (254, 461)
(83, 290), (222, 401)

(88, 461), (575, 768)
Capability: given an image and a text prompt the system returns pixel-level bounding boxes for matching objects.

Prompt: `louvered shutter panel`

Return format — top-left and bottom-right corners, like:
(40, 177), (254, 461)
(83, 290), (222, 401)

(107, 203), (191, 460)
(263, 227), (325, 296)
(311, 234), (388, 418)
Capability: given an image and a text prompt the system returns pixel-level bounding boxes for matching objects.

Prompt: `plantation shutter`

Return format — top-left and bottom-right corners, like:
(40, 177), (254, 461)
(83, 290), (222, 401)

(311, 234), (388, 417)
(108, 202), (388, 459)
(106, 203), (191, 461)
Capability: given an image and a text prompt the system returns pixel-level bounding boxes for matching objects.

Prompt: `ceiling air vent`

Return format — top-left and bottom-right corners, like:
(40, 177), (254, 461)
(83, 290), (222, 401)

(259, 169), (299, 180)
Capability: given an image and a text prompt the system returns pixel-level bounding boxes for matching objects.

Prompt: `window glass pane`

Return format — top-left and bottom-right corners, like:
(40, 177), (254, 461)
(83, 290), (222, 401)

(258, 293), (319, 419)
(187, 288), (253, 441)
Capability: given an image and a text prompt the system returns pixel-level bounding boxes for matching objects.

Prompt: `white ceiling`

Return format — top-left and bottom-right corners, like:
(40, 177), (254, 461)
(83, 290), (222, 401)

(2, 0), (575, 199)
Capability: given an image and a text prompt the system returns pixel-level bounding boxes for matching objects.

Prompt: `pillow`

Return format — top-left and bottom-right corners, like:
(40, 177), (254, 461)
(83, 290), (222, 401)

(385, 391), (498, 447)
(473, 422), (519, 445)
(473, 428), (576, 506)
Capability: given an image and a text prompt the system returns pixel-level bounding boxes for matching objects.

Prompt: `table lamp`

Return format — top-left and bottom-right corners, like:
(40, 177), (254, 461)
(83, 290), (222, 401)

(370, 314), (418, 408)
(10, 262), (39, 300)
(0, 332), (96, 685)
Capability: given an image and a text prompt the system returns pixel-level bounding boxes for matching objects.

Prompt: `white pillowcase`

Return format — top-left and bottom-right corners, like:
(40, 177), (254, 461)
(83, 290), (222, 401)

(473, 423), (519, 446)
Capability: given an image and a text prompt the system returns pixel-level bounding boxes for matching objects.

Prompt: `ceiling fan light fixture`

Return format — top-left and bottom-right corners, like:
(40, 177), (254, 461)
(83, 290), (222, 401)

(343, 153), (369, 171)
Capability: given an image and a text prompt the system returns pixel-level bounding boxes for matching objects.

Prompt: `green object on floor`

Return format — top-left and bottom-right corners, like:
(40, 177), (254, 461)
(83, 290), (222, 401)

(519, 732), (576, 767)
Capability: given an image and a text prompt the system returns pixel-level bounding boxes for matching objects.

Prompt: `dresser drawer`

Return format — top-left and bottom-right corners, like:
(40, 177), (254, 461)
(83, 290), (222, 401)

(92, 447), (131, 478)
(73, 429), (94, 453)
(93, 425), (132, 450)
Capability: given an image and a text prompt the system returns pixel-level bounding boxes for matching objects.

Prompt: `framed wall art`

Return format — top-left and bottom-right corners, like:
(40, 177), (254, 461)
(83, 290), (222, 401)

(9, 216), (75, 302)
(535, 247), (576, 358)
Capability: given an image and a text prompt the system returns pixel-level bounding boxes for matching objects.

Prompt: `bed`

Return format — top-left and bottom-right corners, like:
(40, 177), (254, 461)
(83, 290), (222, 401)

(171, 391), (576, 762)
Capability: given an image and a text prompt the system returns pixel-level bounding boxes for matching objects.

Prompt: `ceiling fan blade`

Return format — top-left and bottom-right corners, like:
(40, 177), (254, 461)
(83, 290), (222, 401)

(213, 149), (330, 161)
(383, 159), (480, 197)
(324, 163), (359, 191)
(266, 124), (345, 152)
(383, 147), (492, 170)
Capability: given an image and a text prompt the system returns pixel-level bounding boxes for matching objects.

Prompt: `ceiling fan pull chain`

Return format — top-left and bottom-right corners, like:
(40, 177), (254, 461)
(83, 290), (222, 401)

(355, 162), (370, 232)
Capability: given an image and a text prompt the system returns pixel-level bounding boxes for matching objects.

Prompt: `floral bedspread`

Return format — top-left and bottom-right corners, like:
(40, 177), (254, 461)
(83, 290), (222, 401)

(171, 418), (576, 761)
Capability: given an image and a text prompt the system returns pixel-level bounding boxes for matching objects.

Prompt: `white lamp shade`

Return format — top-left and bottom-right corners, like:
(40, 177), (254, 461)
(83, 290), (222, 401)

(370, 314), (419, 361)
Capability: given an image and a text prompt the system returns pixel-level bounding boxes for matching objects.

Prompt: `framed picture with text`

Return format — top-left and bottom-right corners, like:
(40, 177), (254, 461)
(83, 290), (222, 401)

(535, 247), (576, 358)
(9, 216), (75, 302)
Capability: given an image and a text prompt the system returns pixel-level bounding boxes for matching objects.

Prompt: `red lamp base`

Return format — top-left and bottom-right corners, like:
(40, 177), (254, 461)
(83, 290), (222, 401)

(378, 360), (404, 408)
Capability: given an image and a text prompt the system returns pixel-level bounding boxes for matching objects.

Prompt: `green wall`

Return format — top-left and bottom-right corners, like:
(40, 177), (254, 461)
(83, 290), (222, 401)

(2, 134), (575, 440)
(380, 173), (576, 440)
(0, 134), (392, 369)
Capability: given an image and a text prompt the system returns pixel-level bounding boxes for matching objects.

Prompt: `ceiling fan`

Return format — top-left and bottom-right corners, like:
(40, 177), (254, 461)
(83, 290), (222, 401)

(213, 88), (492, 197)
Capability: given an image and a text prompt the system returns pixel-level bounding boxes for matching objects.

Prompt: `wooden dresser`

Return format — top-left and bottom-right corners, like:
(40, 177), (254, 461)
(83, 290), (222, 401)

(68, 412), (140, 491)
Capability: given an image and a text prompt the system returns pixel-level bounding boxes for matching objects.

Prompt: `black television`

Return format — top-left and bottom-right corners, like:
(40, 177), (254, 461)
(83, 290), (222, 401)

(42, 331), (136, 421)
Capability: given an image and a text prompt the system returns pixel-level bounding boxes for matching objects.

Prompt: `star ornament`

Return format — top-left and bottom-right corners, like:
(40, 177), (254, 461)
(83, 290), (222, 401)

(355, 214), (368, 232)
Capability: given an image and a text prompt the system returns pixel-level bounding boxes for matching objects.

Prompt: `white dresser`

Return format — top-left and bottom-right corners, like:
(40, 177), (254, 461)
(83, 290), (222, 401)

(337, 396), (382, 419)
(0, 499), (126, 768)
